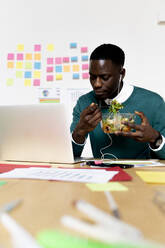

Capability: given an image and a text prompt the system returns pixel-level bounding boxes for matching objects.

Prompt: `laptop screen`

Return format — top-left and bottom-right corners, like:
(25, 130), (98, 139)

(0, 103), (75, 163)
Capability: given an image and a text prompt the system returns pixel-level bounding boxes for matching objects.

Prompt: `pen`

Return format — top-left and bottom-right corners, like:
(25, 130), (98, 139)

(85, 161), (134, 169)
(0, 199), (22, 213)
(104, 191), (120, 219)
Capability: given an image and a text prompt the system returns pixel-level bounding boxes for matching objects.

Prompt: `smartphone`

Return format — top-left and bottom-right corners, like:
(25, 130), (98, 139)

(86, 161), (134, 169)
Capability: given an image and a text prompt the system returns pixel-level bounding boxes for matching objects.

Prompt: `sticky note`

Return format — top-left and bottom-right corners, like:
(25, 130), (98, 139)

(47, 67), (54, 73)
(16, 71), (23, 78)
(82, 72), (89, 79)
(34, 53), (41, 60)
(82, 64), (89, 70)
(34, 62), (41, 70)
(25, 62), (32, 69)
(25, 53), (32, 60)
(24, 71), (32, 78)
(34, 44), (41, 51)
(0, 181), (6, 187)
(16, 62), (23, 69)
(81, 47), (88, 53)
(72, 64), (79, 72)
(47, 58), (54, 64)
(17, 44), (24, 51)
(55, 57), (62, 64)
(55, 66), (62, 73)
(37, 230), (142, 248)
(33, 71), (41, 79)
(71, 56), (78, 62)
(24, 79), (31, 86)
(47, 75), (54, 81)
(56, 74), (62, 80)
(63, 65), (70, 72)
(7, 61), (14, 69)
(136, 171), (165, 184)
(7, 53), (14, 60)
(82, 55), (88, 61)
(6, 78), (14, 86)
(33, 79), (40, 86)
(63, 57), (69, 63)
(86, 182), (128, 192)
(72, 73), (79, 79)
(17, 53), (24, 60)
(47, 44), (54, 51)
(70, 42), (77, 48)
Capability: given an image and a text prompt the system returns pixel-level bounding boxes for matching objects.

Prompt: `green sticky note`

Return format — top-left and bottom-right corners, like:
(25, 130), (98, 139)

(0, 181), (7, 186)
(86, 182), (128, 192)
(37, 230), (158, 248)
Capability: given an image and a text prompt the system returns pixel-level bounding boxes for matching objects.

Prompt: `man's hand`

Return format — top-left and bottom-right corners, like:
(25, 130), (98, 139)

(115, 111), (161, 145)
(72, 103), (102, 144)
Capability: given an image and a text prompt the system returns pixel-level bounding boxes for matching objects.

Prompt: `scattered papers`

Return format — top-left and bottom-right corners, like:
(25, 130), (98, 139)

(103, 160), (164, 167)
(136, 171), (165, 184)
(0, 168), (118, 184)
(86, 182), (128, 192)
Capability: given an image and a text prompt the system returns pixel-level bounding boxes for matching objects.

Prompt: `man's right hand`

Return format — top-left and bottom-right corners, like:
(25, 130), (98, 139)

(72, 102), (102, 144)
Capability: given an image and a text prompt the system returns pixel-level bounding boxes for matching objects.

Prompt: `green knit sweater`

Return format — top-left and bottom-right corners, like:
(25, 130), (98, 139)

(70, 86), (165, 159)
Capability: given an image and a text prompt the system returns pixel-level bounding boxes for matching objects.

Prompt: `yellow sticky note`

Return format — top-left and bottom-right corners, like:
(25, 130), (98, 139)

(86, 182), (128, 192)
(72, 64), (79, 72)
(47, 44), (54, 51)
(16, 62), (23, 69)
(7, 61), (14, 69)
(33, 71), (41, 79)
(16, 71), (23, 78)
(6, 78), (14, 86)
(34, 53), (41, 60)
(24, 79), (31, 86)
(17, 44), (24, 51)
(25, 62), (32, 69)
(136, 171), (165, 184)
(25, 53), (32, 60)
(63, 65), (70, 72)
(56, 74), (62, 80)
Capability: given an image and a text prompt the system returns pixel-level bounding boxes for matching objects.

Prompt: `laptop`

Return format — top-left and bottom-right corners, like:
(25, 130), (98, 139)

(0, 103), (82, 164)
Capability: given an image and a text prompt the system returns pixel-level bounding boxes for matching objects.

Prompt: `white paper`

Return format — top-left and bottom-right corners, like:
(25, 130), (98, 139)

(0, 168), (118, 183)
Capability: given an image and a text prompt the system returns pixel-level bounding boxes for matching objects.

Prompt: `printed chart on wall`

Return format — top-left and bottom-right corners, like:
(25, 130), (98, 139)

(0, 42), (91, 113)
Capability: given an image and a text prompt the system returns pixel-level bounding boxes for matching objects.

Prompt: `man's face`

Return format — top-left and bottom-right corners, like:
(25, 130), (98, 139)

(89, 59), (125, 100)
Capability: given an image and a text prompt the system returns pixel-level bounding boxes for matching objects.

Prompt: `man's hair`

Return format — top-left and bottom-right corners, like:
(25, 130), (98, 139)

(90, 44), (125, 66)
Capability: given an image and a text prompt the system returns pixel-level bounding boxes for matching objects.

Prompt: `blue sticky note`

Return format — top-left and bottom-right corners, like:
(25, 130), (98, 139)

(24, 71), (32, 78)
(34, 62), (41, 69)
(82, 55), (88, 61)
(71, 56), (78, 62)
(70, 42), (77, 48)
(55, 66), (62, 73)
(73, 73), (79, 79)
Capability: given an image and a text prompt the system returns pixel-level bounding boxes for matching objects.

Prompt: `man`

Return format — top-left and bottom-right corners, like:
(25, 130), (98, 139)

(70, 44), (165, 159)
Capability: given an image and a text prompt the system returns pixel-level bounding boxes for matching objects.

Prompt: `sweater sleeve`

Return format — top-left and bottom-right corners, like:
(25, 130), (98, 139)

(150, 97), (165, 159)
(70, 99), (88, 158)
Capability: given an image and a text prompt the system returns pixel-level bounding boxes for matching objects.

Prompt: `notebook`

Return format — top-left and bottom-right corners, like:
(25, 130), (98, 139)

(0, 103), (80, 164)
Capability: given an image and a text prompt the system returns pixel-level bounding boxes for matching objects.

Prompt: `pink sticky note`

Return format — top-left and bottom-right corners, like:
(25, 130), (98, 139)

(34, 44), (41, 51)
(47, 75), (54, 81)
(82, 72), (89, 79)
(55, 57), (62, 64)
(7, 53), (14, 60)
(17, 53), (24, 60)
(63, 57), (69, 63)
(81, 47), (88, 53)
(47, 58), (54, 64)
(33, 79), (40, 86)
(47, 66), (54, 73)
(82, 64), (89, 70)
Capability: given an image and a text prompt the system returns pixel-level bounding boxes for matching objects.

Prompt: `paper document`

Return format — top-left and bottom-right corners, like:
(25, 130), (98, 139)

(0, 168), (118, 183)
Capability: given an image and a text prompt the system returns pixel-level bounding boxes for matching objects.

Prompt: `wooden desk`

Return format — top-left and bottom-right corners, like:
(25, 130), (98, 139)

(0, 161), (165, 247)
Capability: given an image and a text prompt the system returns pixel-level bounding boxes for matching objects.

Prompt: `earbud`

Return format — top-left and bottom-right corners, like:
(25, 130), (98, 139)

(119, 75), (122, 83)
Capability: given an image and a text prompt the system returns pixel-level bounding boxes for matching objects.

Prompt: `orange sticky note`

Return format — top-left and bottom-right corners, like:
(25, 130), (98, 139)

(63, 65), (70, 72)
(7, 61), (14, 69)
(34, 53), (41, 60)
(25, 53), (32, 60)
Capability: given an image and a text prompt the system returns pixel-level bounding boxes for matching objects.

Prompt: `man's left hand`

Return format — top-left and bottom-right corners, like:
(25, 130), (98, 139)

(115, 111), (160, 144)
